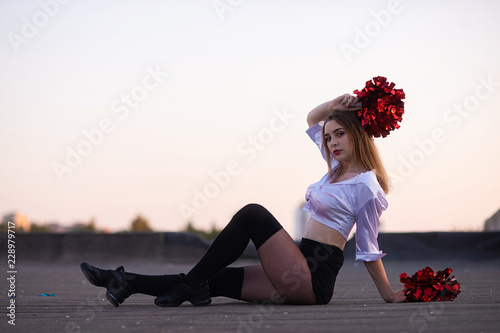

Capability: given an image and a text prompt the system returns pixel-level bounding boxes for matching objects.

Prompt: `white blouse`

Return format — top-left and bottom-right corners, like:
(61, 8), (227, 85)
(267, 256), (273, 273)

(303, 124), (387, 262)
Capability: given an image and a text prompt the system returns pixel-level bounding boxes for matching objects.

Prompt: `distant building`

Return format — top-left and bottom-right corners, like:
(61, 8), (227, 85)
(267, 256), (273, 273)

(46, 222), (91, 233)
(3, 212), (31, 232)
(46, 222), (73, 233)
(485, 208), (500, 231)
(294, 202), (309, 241)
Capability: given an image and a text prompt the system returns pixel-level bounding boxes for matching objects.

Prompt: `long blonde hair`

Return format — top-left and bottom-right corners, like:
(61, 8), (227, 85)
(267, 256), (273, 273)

(322, 110), (390, 193)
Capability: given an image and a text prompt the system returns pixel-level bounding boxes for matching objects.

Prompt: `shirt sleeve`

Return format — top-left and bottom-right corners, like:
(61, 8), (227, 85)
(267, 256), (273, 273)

(306, 124), (338, 168)
(354, 187), (387, 262)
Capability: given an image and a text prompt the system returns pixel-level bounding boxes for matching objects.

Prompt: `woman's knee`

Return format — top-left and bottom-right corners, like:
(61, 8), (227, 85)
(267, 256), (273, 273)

(234, 204), (273, 225)
(231, 203), (283, 249)
(239, 203), (268, 217)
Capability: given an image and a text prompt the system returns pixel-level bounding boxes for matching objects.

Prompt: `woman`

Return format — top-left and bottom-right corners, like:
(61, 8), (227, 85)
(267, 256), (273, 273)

(80, 93), (407, 307)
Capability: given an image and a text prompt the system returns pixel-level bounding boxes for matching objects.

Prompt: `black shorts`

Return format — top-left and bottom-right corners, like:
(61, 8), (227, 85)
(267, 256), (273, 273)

(298, 238), (344, 305)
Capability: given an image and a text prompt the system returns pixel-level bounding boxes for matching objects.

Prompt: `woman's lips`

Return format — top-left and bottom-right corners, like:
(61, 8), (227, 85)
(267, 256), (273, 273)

(333, 149), (342, 156)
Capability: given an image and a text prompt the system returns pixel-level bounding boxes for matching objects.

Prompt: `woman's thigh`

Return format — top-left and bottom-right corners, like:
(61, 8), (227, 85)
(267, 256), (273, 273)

(240, 265), (284, 303)
(241, 229), (315, 304)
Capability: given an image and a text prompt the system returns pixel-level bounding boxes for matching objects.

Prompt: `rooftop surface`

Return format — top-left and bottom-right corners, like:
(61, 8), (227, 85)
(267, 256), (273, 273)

(3, 257), (499, 333)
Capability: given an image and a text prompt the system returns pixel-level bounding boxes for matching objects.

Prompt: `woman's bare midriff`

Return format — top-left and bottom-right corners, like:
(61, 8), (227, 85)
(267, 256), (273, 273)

(302, 218), (347, 250)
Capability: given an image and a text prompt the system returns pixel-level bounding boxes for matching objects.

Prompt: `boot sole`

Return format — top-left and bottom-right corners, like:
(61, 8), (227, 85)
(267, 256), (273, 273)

(154, 296), (212, 307)
(191, 298), (211, 306)
(106, 290), (121, 307)
(154, 299), (183, 307)
(80, 262), (124, 307)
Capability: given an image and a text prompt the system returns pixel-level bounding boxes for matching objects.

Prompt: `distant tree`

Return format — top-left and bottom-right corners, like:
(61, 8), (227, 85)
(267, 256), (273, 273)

(73, 218), (98, 233)
(184, 221), (221, 240)
(30, 223), (51, 233)
(130, 215), (153, 232)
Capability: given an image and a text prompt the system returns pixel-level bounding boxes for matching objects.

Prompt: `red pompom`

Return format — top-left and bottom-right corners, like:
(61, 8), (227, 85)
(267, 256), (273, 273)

(399, 267), (461, 302)
(353, 76), (405, 138)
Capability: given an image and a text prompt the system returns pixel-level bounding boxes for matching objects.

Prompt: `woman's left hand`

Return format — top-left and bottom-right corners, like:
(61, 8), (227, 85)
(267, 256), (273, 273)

(389, 289), (407, 303)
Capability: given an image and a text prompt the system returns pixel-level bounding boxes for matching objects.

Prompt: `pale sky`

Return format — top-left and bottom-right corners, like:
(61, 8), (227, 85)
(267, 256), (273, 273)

(1, 0), (499, 239)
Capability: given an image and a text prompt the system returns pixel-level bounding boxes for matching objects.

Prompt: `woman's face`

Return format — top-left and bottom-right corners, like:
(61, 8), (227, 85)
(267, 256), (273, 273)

(324, 119), (353, 164)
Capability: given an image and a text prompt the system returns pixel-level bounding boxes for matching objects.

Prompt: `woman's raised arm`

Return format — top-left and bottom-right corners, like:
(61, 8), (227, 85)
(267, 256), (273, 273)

(306, 94), (362, 128)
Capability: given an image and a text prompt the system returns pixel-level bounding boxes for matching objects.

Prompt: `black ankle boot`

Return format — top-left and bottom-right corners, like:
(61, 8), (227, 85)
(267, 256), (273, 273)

(80, 262), (135, 307)
(154, 279), (211, 307)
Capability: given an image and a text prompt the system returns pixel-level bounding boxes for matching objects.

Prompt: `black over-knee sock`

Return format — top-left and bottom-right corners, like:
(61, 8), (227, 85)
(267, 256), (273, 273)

(208, 267), (245, 299)
(185, 204), (283, 288)
(122, 268), (245, 299)
(122, 273), (182, 297)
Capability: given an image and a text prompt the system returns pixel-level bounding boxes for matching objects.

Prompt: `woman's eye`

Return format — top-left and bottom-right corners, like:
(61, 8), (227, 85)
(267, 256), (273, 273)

(336, 132), (344, 137)
(325, 137), (331, 142)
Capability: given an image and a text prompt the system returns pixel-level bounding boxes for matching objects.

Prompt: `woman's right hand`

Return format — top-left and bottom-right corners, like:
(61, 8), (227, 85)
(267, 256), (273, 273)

(331, 93), (362, 111)
(307, 93), (362, 127)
